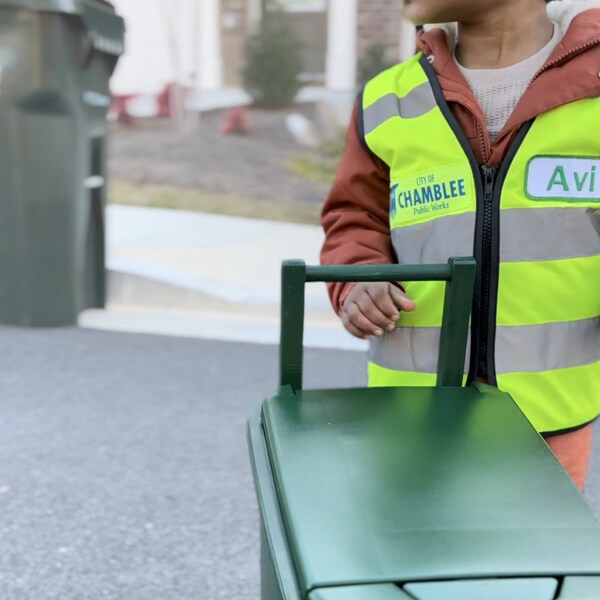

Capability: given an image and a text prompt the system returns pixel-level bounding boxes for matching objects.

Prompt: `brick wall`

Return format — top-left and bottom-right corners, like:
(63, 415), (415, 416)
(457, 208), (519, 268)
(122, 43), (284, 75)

(220, 0), (405, 89)
(221, 2), (327, 87)
(357, 0), (402, 81)
(221, 0), (248, 86)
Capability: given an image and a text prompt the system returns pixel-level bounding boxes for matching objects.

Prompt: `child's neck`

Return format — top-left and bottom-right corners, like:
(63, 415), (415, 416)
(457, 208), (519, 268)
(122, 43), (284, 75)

(456, 3), (554, 69)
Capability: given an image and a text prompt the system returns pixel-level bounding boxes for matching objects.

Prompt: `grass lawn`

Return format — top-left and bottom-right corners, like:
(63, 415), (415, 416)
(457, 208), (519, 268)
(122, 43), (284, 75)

(108, 180), (321, 225)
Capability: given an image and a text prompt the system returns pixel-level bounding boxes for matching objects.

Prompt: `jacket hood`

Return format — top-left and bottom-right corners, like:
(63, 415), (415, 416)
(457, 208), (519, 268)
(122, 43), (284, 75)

(548, 0), (600, 36)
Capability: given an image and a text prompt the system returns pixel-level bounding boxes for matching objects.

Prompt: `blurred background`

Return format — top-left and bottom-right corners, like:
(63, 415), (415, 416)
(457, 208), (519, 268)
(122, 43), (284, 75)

(0, 2), (417, 598)
(97, 0), (416, 346)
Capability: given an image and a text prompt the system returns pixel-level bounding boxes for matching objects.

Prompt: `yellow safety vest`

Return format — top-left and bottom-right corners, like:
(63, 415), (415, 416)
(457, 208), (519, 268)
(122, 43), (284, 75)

(361, 54), (600, 433)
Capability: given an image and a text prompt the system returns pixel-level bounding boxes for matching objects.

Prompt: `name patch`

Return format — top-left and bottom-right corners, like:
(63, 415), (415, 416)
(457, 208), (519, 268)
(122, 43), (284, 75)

(526, 156), (600, 201)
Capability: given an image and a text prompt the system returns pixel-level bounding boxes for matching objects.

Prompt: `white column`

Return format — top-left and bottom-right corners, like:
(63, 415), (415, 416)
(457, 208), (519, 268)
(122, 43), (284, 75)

(176, 0), (197, 85)
(197, 0), (223, 91)
(398, 17), (417, 62)
(325, 0), (358, 92)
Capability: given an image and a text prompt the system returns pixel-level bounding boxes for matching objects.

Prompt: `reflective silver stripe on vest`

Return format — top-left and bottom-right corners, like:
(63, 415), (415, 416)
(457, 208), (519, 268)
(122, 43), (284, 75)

(391, 207), (600, 265)
(495, 316), (600, 373)
(369, 326), (470, 374)
(391, 213), (475, 264)
(363, 82), (437, 135)
(499, 207), (600, 261)
(369, 317), (600, 374)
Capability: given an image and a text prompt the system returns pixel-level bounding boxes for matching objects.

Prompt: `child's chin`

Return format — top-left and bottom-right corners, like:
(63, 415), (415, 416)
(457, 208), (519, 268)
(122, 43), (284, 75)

(403, 7), (428, 25)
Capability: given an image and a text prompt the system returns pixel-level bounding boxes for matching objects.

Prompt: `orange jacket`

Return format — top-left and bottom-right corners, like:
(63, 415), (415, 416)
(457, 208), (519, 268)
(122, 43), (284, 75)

(321, 4), (600, 314)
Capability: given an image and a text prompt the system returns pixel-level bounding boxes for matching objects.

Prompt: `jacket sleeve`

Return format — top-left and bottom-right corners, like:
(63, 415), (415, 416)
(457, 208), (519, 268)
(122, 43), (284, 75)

(320, 100), (394, 315)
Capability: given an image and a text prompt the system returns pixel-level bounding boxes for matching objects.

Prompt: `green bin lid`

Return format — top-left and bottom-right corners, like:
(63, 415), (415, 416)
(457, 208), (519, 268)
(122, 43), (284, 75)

(559, 577), (600, 598)
(0, 0), (124, 55)
(404, 578), (558, 599)
(261, 384), (600, 593)
(304, 576), (600, 599)
(309, 583), (412, 599)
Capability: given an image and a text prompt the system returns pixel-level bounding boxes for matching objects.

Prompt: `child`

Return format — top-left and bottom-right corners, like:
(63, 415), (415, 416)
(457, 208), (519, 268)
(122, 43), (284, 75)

(320, 0), (600, 490)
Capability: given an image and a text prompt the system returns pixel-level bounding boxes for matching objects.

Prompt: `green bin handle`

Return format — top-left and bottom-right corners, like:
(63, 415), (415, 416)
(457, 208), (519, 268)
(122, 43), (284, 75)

(280, 257), (476, 391)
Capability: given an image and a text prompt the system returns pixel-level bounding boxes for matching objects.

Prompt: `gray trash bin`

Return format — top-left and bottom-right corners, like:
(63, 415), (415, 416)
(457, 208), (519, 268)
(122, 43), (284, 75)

(0, 0), (125, 325)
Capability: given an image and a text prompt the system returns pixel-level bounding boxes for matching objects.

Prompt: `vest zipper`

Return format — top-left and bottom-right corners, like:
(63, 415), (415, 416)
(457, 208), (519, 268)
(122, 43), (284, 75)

(419, 54), (534, 385)
(476, 164), (501, 380)
(472, 120), (533, 384)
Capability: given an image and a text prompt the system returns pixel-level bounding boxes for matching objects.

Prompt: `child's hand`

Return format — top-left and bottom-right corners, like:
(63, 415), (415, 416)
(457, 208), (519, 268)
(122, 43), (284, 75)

(341, 282), (416, 339)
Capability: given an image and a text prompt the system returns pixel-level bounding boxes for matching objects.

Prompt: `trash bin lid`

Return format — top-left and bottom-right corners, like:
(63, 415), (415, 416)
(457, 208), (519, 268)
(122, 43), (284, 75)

(0, 0), (124, 56)
(78, 0), (124, 56)
(308, 583), (413, 599)
(305, 576), (600, 599)
(0, 0), (75, 10)
(404, 578), (558, 599)
(261, 384), (600, 593)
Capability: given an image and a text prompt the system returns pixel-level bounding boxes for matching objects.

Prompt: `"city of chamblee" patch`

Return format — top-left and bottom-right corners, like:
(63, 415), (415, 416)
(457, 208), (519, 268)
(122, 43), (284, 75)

(526, 156), (600, 201)
(389, 164), (474, 225)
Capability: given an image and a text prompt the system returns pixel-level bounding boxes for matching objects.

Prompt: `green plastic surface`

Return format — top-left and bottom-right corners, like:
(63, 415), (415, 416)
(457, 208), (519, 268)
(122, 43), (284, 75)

(404, 577), (558, 599)
(309, 584), (412, 599)
(559, 576), (600, 598)
(0, 0), (125, 51)
(261, 383), (600, 592)
(0, 0), (77, 10)
(251, 260), (600, 599)
(248, 399), (303, 600)
(280, 259), (475, 390)
(0, 1), (123, 325)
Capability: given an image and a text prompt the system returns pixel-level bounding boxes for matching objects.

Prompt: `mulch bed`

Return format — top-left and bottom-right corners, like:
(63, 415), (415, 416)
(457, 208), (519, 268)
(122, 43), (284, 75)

(108, 105), (332, 206)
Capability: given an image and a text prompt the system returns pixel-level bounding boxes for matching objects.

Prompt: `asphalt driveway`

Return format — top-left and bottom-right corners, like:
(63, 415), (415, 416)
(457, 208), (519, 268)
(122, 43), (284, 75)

(0, 326), (597, 599)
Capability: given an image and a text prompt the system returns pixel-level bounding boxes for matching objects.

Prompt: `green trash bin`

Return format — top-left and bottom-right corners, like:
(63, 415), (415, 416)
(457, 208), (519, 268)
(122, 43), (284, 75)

(248, 258), (600, 600)
(0, 0), (124, 326)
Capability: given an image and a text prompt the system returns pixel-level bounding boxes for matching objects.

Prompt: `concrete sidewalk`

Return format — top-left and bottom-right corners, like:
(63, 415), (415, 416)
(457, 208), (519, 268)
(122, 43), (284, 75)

(79, 205), (367, 351)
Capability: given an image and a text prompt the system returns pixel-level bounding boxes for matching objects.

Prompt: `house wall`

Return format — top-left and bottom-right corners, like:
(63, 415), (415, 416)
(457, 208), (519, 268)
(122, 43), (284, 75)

(109, 0), (411, 98)
(111, 0), (198, 94)
(357, 0), (402, 72)
(229, 0), (327, 87)
(271, 10), (328, 80)
(221, 0), (249, 87)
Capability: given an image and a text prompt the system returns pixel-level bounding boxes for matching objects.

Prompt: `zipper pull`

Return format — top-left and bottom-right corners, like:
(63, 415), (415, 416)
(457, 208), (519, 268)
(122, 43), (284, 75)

(480, 165), (499, 202)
